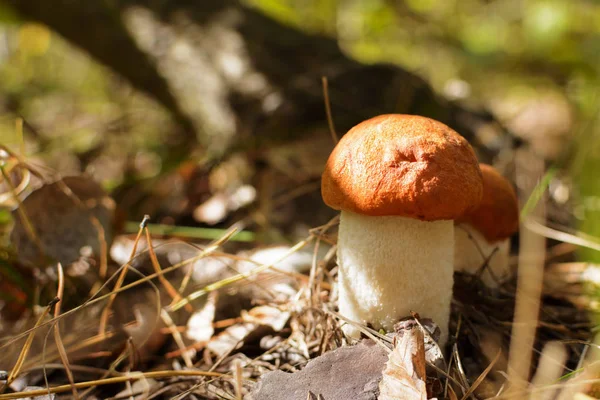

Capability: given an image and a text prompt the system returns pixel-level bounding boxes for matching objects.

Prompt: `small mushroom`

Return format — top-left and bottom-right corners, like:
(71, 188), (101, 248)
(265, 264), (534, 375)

(322, 114), (483, 344)
(454, 164), (519, 287)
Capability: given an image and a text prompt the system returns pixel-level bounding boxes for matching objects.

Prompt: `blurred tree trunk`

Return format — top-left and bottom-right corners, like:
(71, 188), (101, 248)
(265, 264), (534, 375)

(6, 0), (514, 162)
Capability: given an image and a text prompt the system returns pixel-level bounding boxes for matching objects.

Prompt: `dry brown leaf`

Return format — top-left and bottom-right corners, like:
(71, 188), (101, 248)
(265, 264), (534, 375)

(242, 305), (290, 332)
(208, 305), (290, 358)
(378, 326), (428, 400)
(114, 378), (158, 400)
(207, 322), (258, 358)
(249, 339), (388, 400)
(10, 175), (115, 269)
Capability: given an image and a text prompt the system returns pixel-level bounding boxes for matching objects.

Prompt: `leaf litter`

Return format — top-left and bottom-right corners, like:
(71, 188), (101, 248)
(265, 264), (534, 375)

(0, 153), (598, 399)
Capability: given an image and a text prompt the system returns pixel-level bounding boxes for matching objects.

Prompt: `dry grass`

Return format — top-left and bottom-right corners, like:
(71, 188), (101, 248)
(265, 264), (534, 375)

(0, 130), (598, 399)
(0, 211), (594, 398)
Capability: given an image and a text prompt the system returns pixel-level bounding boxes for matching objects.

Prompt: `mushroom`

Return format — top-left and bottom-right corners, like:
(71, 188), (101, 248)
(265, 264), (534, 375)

(454, 163), (519, 287)
(322, 114), (483, 344)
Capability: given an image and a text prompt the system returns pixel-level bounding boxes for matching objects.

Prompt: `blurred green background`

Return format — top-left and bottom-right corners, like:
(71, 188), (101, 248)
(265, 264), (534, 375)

(0, 0), (599, 261)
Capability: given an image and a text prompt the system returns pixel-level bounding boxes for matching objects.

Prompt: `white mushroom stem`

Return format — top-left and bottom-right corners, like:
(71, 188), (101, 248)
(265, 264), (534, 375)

(337, 211), (453, 345)
(454, 224), (511, 288)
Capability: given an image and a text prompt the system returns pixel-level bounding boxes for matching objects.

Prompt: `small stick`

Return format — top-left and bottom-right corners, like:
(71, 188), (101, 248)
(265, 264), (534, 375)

(321, 77), (338, 144)
(507, 150), (546, 393)
(52, 263), (80, 399)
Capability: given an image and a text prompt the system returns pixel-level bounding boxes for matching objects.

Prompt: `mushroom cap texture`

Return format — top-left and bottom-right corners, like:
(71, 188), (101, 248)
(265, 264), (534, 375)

(458, 163), (519, 242)
(321, 114), (483, 220)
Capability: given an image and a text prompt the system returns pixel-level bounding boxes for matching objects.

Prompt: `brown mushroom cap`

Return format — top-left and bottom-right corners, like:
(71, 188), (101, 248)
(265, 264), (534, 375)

(458, 164), (519, 242)
(321, 114), (483, 221)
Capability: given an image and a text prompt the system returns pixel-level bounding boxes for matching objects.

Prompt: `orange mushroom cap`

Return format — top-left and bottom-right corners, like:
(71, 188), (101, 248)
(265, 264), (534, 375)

(458, 164), (519, 242)
(321, 114), (483, 221)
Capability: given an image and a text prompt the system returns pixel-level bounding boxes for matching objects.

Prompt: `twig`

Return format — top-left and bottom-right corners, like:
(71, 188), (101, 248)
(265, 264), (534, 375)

(525, 219), (600, 252)
(167, 235), (314, 312)
(0, 223), (254, 350)
(0, 164), (44, 257)
(99, 215), (149, 335)
(0, 298), (58, 393)
(321, 76), (338, 144)
(144, 226), (192, 312)
(0, 370), (229, 399)
(161, 309), (193, 367)
(234, 359), (243, 400)
(460, 349), (501, 400)
(506, 151), (546, 394)
(52, 263), (80, 399)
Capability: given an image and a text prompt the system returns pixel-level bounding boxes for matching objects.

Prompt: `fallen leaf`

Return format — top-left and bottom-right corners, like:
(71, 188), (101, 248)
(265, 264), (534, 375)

(242, 305), (290, 332)
(379, 326), (428, 400)
(248, 340), (389, 400)
(207, 322), (258, 358)
(186, 291), (217, 342)
(10, 176), (115, 269)
(208, 305), (290, 358)
(114, 378), (158, 400)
